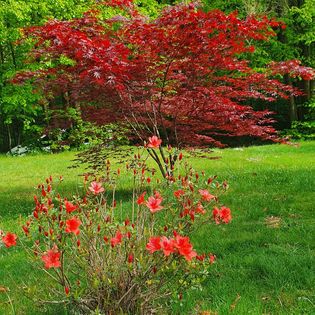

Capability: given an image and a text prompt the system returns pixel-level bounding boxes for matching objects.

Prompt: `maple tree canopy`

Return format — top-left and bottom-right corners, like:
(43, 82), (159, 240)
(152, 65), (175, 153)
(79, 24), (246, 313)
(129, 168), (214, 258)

(15, 0), (315, 147)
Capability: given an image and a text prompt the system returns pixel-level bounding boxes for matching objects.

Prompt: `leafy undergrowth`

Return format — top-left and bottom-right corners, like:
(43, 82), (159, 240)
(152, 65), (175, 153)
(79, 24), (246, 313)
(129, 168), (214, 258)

(0, 142), (315, 314)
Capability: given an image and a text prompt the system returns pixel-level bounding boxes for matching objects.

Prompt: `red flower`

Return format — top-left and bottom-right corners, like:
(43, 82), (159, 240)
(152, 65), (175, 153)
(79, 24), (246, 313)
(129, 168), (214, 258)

(22, 225), (29, 236)
(160, 236), (175, 256)
(146, 195), (163, 213)
(89, 181), (105, 195)
(209, 254), (216, 264)
(137, 191), (146, 205)
(220, 206), (232, 224)
(65, 286), (70, 295)
(213, 206), (232, 224)
(189, 210), (195, 222)
(147, 136), (162, 148)
(2, 232), (17, 248)
(111, 230), (123, 247)
(196, 254), (206, 261)
(65, 217), (82, 235)
(65, 200), (78, 213)
(195, 203), (206, 214)
(146, 237), (161, 253)
(174, 189), (184, 199)
(128, 254), (134, 263)
(41, 247), (61, 269)
(199, 189), (215, 202)
(41, 188), (46, 197)
(174, 235), (197, 261)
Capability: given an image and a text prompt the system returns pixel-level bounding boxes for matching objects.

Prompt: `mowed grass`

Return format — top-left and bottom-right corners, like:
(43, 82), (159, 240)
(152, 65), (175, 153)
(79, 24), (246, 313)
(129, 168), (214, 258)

(0, 142), (315, 314)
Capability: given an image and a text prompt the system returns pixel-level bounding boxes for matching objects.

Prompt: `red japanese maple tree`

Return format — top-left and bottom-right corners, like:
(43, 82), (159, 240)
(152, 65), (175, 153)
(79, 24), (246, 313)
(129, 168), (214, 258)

(16, 0), (314, 175)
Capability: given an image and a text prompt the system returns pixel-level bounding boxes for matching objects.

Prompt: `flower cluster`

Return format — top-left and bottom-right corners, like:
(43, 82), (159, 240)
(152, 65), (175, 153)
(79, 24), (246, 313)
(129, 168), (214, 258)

(213, 206), (232, 224)
(146, 233), (197, 261)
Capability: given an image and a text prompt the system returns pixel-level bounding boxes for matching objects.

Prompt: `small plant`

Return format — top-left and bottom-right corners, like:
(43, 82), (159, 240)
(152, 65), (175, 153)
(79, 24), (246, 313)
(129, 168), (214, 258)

(2, 137), (232, 314)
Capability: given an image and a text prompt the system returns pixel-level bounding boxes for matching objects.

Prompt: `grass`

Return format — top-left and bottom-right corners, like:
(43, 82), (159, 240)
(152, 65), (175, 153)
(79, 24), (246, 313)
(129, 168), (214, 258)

(0, 142), (315, 314)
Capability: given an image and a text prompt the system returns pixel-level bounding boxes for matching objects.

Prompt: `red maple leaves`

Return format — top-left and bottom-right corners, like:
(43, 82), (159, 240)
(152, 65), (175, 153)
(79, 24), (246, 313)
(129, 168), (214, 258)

(15, 1), (314, 147)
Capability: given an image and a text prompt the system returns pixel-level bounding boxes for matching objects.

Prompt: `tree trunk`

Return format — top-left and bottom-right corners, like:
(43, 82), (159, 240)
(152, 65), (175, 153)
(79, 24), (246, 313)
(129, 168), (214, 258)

(7, 124), (12, 151)
(289, 91), (298, 122)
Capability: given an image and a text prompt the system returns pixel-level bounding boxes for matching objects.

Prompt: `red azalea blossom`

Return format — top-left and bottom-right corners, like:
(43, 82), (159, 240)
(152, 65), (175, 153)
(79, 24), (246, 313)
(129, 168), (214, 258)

(137, 191), (146, 205)
(41, 247), (61, 269)
(212, 206), (232, 224)
(174, 235), (197, 261)
(146, 195), (163, 213)
(111, 230), (123, 247)
(89, 181), (105, 195)
(22, 225), (29, 235)
(2, 232), (17, 248)
(195, 203), (206, 214)
(209, 254), (216, 264)
(199, 189), (215, 202)
(174, 189), (184, 199)
(124, 218), (130, 226)
(128, 254), (134, 263)
(65, 217), (82, 235)
(220, 206), (232, 223)
(65, 200), (78, 213)
(147, 136), (162, 148)
(160, 236), (175, 256)
(189, 210), (195, 222)
(146, 236), (161, 253)
(196, 254), (206, 261)
(65, 286), (70, 295)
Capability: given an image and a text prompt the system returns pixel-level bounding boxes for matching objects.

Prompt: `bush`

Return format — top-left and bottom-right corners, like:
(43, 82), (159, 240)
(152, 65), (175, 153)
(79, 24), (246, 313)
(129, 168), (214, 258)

(1, 142), (232, 314)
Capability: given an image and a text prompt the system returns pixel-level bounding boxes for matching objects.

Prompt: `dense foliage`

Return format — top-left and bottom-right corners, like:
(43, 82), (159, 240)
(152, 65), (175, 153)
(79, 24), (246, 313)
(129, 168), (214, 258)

(15, 1), (314, 154)
(0, 0), (97, 152)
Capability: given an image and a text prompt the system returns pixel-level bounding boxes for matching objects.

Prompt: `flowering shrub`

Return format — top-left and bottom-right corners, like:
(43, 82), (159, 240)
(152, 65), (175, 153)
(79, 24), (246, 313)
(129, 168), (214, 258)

(1, 138), (232, 314)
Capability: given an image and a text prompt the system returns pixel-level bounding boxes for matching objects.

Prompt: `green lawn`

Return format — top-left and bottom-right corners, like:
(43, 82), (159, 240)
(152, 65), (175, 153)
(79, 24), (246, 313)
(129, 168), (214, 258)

(0, 142), (315, 314)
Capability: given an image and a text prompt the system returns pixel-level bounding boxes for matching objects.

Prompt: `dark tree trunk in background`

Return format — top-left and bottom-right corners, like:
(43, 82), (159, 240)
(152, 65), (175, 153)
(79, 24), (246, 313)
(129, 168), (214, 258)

(286, 75), (299, 122)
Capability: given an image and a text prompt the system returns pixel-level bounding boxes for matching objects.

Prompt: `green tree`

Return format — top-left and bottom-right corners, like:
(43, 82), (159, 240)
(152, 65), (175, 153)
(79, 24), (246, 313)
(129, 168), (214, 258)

(0, 0), (95, 152)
